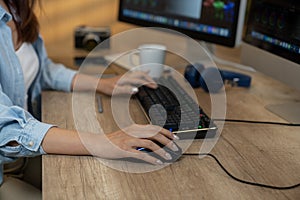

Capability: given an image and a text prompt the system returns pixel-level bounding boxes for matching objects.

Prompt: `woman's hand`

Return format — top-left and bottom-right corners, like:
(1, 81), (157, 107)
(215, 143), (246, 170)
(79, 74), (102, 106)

(97, 71), (157, 96)
(43, 124), (179, 165)
(83, 124), (180, 165)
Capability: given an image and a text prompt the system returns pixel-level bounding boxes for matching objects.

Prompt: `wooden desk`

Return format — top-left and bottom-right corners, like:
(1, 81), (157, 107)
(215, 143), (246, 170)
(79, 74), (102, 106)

(42, 54), (300, 199)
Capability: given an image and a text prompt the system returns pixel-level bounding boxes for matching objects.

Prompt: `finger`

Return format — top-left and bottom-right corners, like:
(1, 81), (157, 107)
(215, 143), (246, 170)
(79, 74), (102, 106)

(118, 76), (157, 89)
(122, 124), (178, 140)
(144, 82), (158, 89)
(145, 125), (179, 140)
(137, 139), (173, 161)
(128, 71), (158, 88)
(150, 133), (179, 152)
(118, 77), (152, 87)
(135, 72), (157, 85)
(113, 85), (139, 95)
(129, 149), (164, 165)
(138, 72), (158, 88)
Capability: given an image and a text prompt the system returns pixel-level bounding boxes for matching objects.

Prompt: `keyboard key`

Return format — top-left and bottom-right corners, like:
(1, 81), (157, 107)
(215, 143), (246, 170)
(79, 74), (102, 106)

(135, 76), (217, 139)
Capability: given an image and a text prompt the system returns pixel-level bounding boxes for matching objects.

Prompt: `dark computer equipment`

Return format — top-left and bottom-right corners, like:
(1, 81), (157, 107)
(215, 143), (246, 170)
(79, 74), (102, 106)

(184, 63), (251, 93)
(118, 0), (247, 47)
(136, 76), (218, 139)
(243, 0), (300, 65)
(241, 0), (300, 123)
(117, 1), (247, 139)
(136, 141), (182, 163)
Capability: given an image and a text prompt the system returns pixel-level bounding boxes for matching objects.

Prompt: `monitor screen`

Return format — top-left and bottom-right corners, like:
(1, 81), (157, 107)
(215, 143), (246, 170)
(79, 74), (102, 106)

(241, 0), (300, 91)
(118, 0), (247, 47)
(243, 0), (300, 64)
(242, 0), (300, 123)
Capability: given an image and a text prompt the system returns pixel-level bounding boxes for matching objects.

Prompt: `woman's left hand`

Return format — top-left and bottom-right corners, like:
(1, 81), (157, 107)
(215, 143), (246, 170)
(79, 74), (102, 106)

(97, 71), (157, 96)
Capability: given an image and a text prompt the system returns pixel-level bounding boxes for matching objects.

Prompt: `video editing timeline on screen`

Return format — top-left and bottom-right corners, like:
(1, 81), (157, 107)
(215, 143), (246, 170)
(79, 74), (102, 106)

(122, 0), (239, 38)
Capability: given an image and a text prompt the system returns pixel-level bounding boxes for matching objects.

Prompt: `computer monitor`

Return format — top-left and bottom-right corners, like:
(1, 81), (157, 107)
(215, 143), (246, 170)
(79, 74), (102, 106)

(241, 0), (300, 123)
(118, 0), (247, 47)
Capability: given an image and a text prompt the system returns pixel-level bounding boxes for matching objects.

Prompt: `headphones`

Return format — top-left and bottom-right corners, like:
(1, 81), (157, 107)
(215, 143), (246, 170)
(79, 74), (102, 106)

(184, 63), (251, 93)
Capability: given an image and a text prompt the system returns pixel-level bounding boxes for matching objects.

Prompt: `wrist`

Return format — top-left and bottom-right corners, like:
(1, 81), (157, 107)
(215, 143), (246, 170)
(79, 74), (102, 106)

(42, 127), (91, 155)
(97, 78), (114, 95)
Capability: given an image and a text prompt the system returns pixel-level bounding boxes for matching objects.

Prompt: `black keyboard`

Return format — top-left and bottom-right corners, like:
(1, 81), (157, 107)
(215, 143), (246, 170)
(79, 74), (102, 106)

(135, 76), (217, 139)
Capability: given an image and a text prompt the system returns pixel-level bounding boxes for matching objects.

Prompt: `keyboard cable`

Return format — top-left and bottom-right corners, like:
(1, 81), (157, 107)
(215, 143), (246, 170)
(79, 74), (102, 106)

(182, 153), (300, 190)
(213, 118), (300, 126)
(182, 118), (300, 189)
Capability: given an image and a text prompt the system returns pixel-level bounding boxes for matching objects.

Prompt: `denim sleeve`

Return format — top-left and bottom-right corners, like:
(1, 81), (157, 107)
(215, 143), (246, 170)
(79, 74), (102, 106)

(35, 37), (77, 92)
(0, 85), (53, 158)
(42, 59), (77, 92)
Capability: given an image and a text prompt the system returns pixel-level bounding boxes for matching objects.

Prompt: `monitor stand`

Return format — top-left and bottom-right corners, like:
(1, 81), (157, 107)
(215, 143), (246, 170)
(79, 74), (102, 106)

(198, 41), (256, 72)
(265, 103), (300, 124)
(241, 43), (300, 124)
(195, 41), (300, 124)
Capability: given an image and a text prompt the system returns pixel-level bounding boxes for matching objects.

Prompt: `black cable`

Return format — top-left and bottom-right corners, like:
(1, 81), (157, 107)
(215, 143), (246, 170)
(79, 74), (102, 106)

(213, 118), (300, 126)
(183, 153), (300, 190)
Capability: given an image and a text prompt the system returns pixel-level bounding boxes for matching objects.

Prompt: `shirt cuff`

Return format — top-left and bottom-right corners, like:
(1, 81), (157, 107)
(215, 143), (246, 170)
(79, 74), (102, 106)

(19, 118), (54, 154)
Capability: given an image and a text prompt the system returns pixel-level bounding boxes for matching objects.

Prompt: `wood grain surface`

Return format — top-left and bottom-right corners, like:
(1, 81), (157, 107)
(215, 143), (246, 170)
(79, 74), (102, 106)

(42, 64), (300, 199)
(40, 1), (300, 199)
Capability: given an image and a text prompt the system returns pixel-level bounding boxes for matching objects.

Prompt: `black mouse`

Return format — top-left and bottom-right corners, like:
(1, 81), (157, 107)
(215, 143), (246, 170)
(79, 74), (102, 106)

(136, 141), (182, 163)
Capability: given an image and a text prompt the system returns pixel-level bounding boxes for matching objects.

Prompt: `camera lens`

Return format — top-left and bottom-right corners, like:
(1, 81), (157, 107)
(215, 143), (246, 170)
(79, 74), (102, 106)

(83, 33), (100, 51)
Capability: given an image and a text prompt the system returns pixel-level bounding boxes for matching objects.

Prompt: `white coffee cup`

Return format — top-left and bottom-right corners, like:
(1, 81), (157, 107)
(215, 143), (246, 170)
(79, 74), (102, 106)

(130, 44), (166, 78)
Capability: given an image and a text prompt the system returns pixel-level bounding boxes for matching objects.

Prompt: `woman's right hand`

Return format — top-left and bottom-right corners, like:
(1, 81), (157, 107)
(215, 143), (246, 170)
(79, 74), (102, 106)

(86, 124), (180, 165)
(43, 124), (179, 165)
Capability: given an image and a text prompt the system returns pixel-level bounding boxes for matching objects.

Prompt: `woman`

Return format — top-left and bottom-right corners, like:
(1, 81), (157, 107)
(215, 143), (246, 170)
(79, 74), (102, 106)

(0, 0), (178, 198)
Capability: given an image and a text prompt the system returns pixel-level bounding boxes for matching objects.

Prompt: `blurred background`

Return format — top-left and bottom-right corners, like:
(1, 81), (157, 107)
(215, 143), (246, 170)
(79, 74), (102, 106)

(36, 0), (243, 70)
(36, 0), (135, 67)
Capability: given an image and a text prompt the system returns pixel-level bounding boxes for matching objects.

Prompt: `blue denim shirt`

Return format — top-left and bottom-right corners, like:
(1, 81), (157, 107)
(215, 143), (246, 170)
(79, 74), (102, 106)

(0, 6), (77, 185)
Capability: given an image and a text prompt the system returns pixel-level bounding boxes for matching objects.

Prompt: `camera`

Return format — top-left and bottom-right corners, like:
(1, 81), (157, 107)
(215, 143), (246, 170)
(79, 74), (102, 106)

(74, 26), (110, 51)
